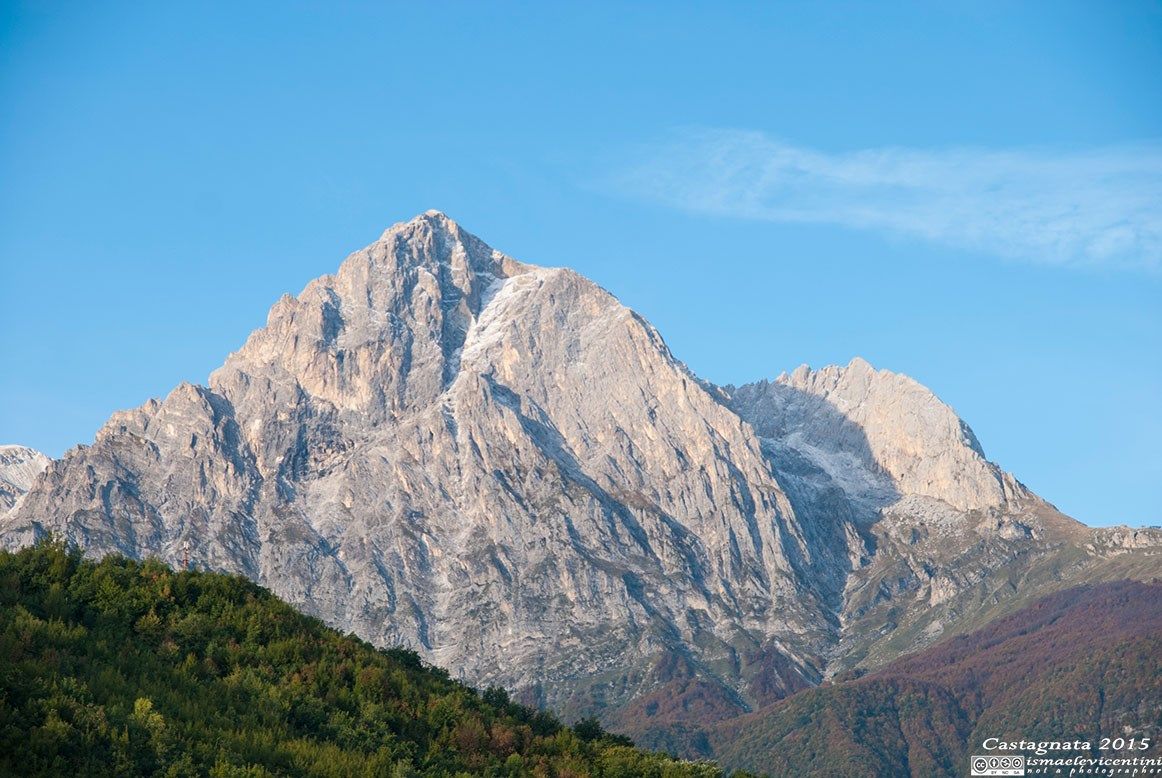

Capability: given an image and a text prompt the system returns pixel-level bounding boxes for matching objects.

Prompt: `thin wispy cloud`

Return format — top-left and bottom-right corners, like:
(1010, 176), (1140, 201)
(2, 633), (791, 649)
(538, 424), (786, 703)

(611, 129), (1162, 270)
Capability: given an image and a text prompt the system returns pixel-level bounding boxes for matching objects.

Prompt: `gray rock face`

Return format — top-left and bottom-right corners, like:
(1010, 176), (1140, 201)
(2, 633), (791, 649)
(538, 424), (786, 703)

(3, 212), (1159, 731)
(726, 360), (1028, 516)
(0, 445), (50, 512)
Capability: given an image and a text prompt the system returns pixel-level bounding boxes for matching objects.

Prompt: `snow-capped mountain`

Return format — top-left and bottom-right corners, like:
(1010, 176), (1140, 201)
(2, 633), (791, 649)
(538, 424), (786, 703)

(3, 213), (1157, 733)
(0, 445), (50, 513)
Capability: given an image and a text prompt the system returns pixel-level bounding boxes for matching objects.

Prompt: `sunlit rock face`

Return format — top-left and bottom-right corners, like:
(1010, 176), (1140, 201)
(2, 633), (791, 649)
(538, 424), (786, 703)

(727, 358), (1028, 515)
(0, 445), (50, 513)
(5, 212), (1158, 729)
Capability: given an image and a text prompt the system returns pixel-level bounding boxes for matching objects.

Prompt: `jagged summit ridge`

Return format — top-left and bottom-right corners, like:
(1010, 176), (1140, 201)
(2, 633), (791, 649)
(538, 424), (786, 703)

(211, 210), (530, 419)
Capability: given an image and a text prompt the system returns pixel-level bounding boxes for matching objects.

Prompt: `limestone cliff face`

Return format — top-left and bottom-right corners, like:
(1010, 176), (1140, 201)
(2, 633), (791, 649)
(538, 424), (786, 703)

(0, 445), (50, 513)
(722, 362), (1153, 683)
(2, 213), (841, 714)
(3, 213), (1158, 731)
(726, 359), (1028, 516)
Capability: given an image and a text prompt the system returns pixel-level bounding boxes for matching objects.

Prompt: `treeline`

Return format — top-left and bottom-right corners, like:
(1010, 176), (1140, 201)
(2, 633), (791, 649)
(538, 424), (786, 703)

(0, 541), (732, 777)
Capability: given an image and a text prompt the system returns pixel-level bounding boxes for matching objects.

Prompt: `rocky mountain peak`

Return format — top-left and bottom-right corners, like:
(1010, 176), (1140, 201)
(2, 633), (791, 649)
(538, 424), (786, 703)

(208, 212), (532, 423)
(4, 213), (1148, 741)
(728, 357), (1027, 512)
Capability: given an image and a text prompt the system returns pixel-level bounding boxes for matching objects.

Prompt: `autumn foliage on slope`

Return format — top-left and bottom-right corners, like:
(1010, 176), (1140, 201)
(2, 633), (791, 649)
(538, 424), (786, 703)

(712, 579), (1162, 776)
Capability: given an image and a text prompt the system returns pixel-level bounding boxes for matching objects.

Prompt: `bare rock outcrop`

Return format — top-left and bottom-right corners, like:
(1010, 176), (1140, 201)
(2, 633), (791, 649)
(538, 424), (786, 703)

(0, 445), (50, 512)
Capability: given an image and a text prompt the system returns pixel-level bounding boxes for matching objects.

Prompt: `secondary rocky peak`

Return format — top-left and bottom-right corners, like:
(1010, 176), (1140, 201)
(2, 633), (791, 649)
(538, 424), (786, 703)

(779, 357), (988, 457)
(729, 358), (1027, 512)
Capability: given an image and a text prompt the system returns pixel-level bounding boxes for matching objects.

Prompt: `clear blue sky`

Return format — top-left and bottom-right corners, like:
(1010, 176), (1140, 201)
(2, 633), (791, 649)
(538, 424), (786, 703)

(1, 2), (1159, 526)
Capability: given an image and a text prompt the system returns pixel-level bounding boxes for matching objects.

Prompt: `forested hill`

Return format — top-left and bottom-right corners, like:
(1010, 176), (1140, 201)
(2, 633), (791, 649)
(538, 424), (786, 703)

(711, 579), (1162, 776)
(0, 542), (729, 777)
